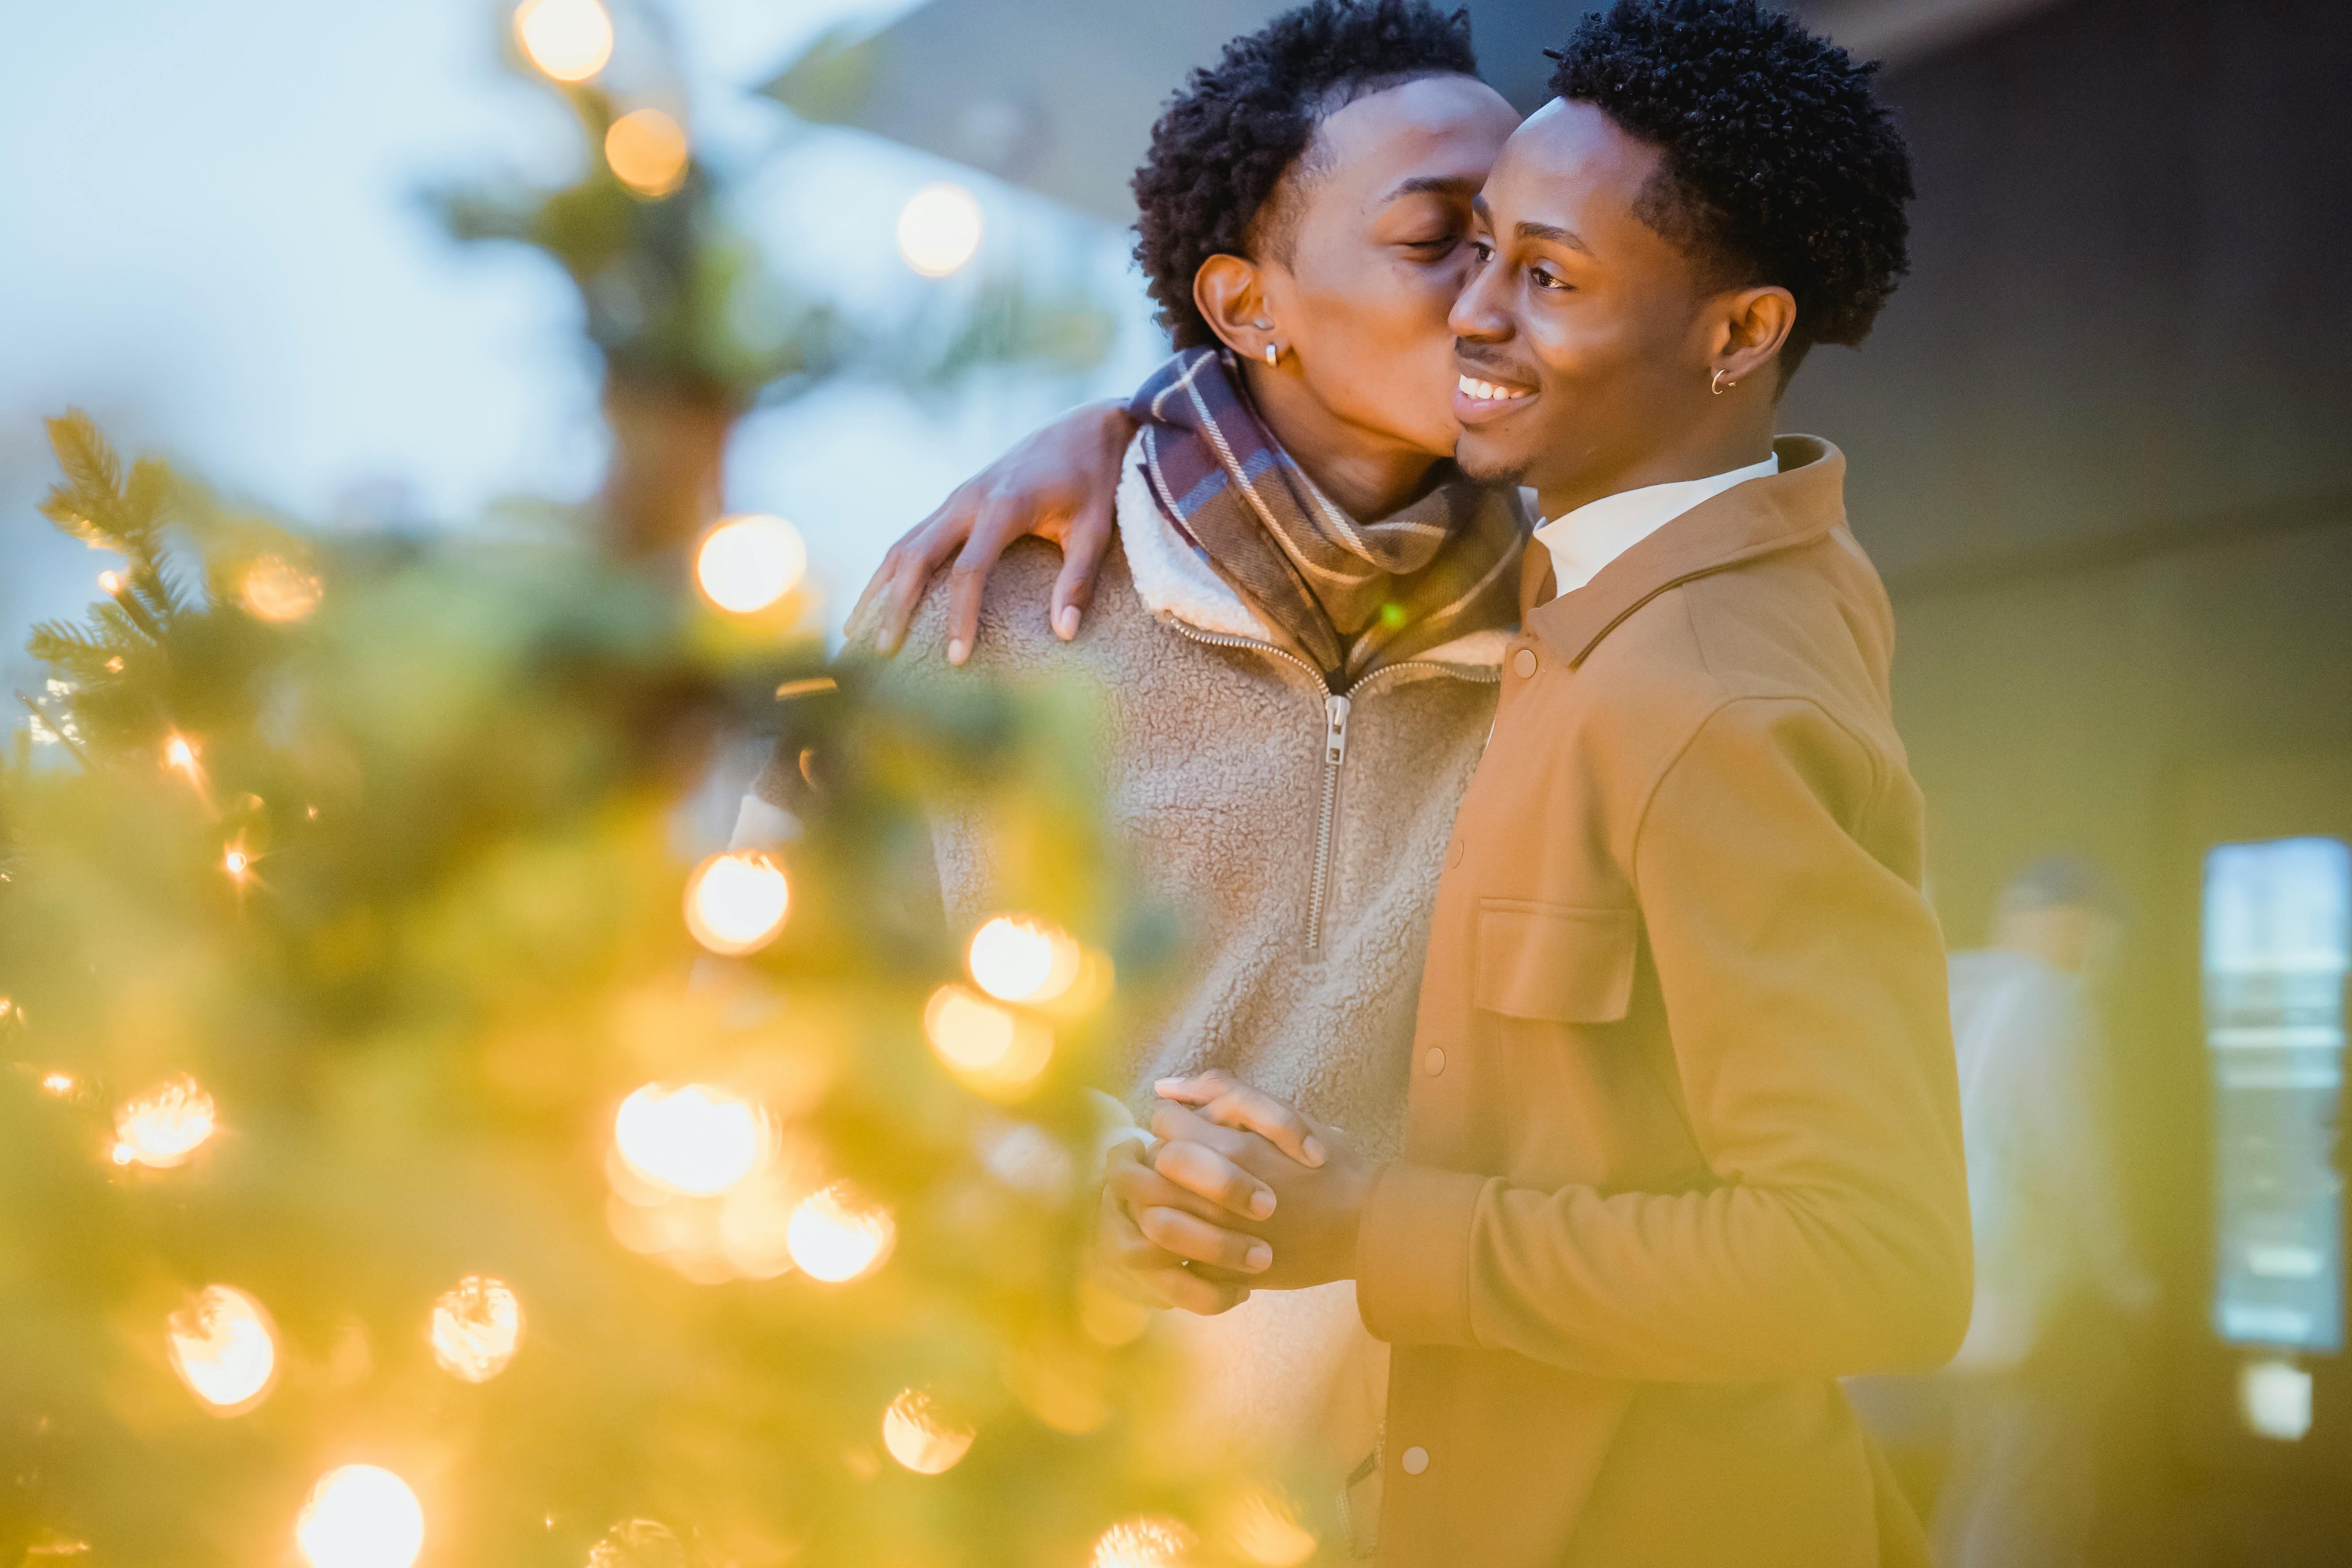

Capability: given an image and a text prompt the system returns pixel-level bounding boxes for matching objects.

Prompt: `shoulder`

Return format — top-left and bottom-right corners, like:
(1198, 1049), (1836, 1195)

(864, 538), (1131, 690)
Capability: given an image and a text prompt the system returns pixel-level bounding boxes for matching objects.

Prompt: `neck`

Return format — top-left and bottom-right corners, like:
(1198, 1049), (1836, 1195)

(1240, 359), (1443, 521)
(1534, 397), (1776, 523)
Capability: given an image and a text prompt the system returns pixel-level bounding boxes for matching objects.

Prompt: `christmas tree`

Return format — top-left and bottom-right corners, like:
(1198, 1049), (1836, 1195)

(0, 5), (1311, 1566)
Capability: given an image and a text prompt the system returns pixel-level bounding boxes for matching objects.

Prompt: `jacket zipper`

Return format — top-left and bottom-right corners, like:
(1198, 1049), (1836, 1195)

(1161, 618), (1500, 952)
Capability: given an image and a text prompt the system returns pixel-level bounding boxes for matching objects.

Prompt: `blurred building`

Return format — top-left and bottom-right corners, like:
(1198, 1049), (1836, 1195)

(791, 0), (2352, 1562)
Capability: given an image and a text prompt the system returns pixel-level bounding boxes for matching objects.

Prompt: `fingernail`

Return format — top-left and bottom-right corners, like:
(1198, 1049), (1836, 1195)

(1302, 1136), (1328, 1167)
(1154, 1077), (1185, 1096)
(1245, 1243), (1272, 1272)
(1249, 1189), (1275, 1219)
(947, 638), (967, 666)
(1056, 606), (1081, 640)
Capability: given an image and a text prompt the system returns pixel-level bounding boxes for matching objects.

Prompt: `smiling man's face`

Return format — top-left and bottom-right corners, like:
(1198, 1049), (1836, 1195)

(1446, 99), (1727, 512)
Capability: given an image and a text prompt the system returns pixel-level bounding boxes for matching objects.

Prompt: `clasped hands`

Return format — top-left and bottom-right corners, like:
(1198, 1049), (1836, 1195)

(1095, 1069), (1376, 1315)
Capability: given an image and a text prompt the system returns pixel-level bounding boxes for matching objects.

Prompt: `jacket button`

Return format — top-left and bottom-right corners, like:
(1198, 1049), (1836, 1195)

(1401, 1445), (1430, 1476)
(1423, 1047), (1445, 1076)
(1446, 839), (1465, 868)
(1512, 648), (1537, 679)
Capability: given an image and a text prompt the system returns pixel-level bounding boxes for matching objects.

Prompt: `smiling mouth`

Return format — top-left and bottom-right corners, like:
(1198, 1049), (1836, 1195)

(1456, 373), (1534, 406)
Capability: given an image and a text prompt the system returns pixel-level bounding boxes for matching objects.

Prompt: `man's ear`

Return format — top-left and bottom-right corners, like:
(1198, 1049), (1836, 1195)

(1193, 253), (1280, 363)
(1709, 285), (1797, 389)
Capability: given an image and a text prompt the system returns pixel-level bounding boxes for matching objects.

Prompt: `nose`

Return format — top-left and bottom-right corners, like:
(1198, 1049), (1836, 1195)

(1449, 251), (1510, 343)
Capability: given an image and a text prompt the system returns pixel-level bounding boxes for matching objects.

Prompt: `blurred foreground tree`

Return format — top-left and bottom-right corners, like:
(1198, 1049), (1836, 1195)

(0, 5), (1304, 1568)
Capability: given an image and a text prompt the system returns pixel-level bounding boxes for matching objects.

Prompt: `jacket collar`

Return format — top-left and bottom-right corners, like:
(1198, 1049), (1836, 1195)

(1522, 435), (1846, 667)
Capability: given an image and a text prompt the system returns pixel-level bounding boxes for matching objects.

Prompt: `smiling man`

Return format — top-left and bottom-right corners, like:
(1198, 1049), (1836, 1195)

(1145, 3), (1976, 1563)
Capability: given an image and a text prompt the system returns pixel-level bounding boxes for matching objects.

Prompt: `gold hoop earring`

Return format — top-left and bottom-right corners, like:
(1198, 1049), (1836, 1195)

(1711, 368), (1736, 396)
(1266, 343), (1280, 366)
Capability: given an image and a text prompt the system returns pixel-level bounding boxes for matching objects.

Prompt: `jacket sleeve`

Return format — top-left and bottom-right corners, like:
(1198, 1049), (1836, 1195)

(1357, 695), (1973, 1381)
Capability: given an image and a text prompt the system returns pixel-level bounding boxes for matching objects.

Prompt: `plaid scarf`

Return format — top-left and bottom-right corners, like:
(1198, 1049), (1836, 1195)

(1128, 348), (1525, 686)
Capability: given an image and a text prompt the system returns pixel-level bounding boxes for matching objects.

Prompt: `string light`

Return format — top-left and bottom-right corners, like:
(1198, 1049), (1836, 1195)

(223, 843), (254, 883)
(882, 1389), (975, 1474)
(682, 850), (790, 955)
(98, 569), (125, 595)
(241, 556), (323, 623)
(966, 915), (1084, 1004)
(923, 985), (1051, 1099)
(896, 183), (984, 277)
(613, 1084), (770, 1196)
(693, 515), (807, 615)
(40, 1071), (76, 1097)
(428, 1275), (526, 1383)
(514, 0), (612, 83)
(112, 1074), (216, 1168)
(606, 108), (690, 197)
(166, 1285), (277, 1414)
(785, 1183), (895, 1282)
(295, 1465), (425, 1568)
(164, 734), (198, 774)
(1091, 1517), (1197, 1568)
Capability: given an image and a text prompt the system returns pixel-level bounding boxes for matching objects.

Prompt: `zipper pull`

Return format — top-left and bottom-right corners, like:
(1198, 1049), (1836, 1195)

(1325, 693), (1351, 766)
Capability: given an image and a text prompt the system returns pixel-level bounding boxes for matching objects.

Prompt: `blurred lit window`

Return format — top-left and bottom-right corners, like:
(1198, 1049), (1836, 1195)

(2203, 837), (2351, 1354)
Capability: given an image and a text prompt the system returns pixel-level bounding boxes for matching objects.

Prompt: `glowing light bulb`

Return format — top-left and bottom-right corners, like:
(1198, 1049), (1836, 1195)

(786, 1183), (895, 1282)
(40, 1071), (75, 1097)
(923, 985), (1052, 1099)
(296, 1464), (425, 1568)
(223, 844), (253, 882)
(895, 183), (984, 277)
(606, 108), (690, 197)
(113, 1074), (216, 1168)
(683, 850), (790, 955)
(1223, 1491), (1316, 1567)
(98, 569), (125, 595)
(242, 556), (323, 622)
(428, 1274), (526, 1383)
(167, 1284), (277, 1413)
(693, 515), (807, 615)
(967, 914), (1084, 1004)
(164, 734), (198, 773)
(514, 0), (612, 83)
(882, 1389), (975, 1474)
(1092, 1517), (1197, 1568)
(614, 1084), (769, 1196)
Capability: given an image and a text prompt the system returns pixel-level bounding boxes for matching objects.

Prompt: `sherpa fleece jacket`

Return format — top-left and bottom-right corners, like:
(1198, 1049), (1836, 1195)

(739, 435), (1512, 1514)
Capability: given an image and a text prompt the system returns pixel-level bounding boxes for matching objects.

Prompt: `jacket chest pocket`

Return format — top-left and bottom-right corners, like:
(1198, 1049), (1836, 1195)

(1473, 900), (1638, 1023)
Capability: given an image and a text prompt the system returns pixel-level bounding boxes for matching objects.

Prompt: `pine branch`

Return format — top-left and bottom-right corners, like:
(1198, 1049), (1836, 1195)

(36, 410), (169, 560)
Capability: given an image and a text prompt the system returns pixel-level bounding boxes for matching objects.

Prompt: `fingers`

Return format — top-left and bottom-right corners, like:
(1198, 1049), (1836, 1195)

(873, 496), (977, 656)
(1139, 1264), (1250, 1316)
(1155, 1071), (1327, 1167)
(1107, 1147), (1236, 1227)
(1135, 1205), (1272, 1275)
(1095, 1182), (1251, 1313)
(943, 498), (1029, 666)
(1048, 491), (1115, 642)
(1151, 1138), (1277, 1222)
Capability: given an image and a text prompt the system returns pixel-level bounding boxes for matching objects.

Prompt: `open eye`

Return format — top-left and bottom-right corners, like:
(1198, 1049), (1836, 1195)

(1529, 264), (1570, 292)
(1469, 239), (1496, 265)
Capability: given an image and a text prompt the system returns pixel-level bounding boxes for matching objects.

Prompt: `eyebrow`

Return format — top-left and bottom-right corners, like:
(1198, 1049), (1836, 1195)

(1385, 174), (1484, 203)
(1470, 195), (1592, 253)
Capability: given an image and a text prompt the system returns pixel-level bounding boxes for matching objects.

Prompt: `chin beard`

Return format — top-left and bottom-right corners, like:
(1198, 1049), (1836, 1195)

(1453, 441), (1531, 491)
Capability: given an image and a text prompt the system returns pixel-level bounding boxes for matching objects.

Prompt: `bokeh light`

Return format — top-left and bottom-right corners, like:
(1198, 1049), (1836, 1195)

(614, 1084), (770, 1196)
(241, 556), (323, 622)
(1221, 1490), (1316, 1567)
(605, 108), (689, 197)
(112, 1074), (216, 1168)
(682, 850), (790, 955)
(882, 1389), (975, 1474)
(785, 1183), (895, 1283)
(223, 843), (253, 882)
(98, 569), (125, 595)
(514, 0), (612, 83)
(39, 1071), (76, 1097)
(166, 1284), (277, 1414)
(1091, 1517), (1197, 1568)
(295, 1464), (425, 1568)
(164, 733), (199, 775)
(693, 514), (807, 615)
(966, 914), (1083, 1004)
(895, 183), (984, 277)
(923, 984), (1052, 1099)
(428, 1274), (526, 1383)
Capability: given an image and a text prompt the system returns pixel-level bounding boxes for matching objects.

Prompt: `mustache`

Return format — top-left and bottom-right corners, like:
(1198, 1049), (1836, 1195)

(1452, 340), (1538, 384)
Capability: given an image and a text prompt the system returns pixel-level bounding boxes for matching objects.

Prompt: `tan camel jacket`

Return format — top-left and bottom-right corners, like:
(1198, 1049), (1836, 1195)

(1357, 438), (1972, 1568)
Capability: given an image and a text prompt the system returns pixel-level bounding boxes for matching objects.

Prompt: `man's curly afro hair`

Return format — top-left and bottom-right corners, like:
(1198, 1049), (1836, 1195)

(1549, 0), (1914, 373)
(1132, 0), (1480, 350)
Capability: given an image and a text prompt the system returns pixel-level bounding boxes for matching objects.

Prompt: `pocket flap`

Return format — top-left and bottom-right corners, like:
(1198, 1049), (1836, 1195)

(1473, 901), (1638, 1023)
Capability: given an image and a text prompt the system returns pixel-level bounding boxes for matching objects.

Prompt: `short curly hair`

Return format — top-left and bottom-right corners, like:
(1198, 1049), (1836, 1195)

(1132, 0), (1480, 349)
(1548, 0), (1914, 375)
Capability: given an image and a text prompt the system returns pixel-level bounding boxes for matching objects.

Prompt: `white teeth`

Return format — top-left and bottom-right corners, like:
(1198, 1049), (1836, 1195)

(1458, 374), (1526, 403)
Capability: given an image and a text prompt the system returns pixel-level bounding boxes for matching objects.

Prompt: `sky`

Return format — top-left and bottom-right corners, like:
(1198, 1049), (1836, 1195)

(0, 0), (1165, 698)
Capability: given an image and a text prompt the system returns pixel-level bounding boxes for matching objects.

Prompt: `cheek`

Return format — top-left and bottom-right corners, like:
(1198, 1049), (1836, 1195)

(1293, 268), (1464, 428)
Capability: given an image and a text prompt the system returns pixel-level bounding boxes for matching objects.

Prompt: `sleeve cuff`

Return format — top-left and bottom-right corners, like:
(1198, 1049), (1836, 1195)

(1354, 1162), (1487, 1347)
